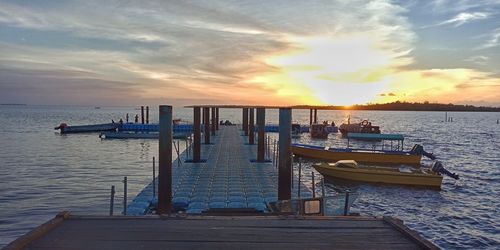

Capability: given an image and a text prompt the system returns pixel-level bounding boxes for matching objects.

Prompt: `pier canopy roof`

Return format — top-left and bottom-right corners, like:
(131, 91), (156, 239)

(184, 105), (349, 110)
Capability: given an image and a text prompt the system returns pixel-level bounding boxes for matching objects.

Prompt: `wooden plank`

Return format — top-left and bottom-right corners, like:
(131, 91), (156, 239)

(4, 211), (70, 250)
(383, 216), (439, 250)
(21, 215), (431, 249)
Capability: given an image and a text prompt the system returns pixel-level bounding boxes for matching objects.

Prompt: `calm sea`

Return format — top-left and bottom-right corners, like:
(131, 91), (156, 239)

(0, 105), (498, 249)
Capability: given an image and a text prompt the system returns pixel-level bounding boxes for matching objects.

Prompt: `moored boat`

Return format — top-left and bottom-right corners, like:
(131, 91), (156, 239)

(339, 119), (380, 135)
(313, 160), (458, 188)
(291, 143), (435, 165)
(54, 123), (118, 134)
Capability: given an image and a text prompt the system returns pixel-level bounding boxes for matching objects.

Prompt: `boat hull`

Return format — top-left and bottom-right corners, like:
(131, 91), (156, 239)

(58, 123), (118, 134)
(291, 145), (422, 164)
(314, 164), (443, 188)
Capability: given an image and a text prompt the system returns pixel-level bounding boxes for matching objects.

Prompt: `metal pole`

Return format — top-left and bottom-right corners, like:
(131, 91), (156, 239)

(177, 140), (181, 167)
(344, 192), (350, 216)
(153, 157), (156, 198)
(158, 105), (173, 214)
(211, 107), (216, 136)
(298, 158), (302, 198)
(204, 107), (210, 144)
(249, 108), (255, 144)
(193, 107), (201, 162)
(321, 178), (325, 198)
(146, 106), (149, 124)
(123, 176), (127, 215)
(311, 172), (315, 198)
(278, 108), (292, 201)
(243, 108), (249, 135)
(257, 108), (266, 161)
(109, 185), (115, 216)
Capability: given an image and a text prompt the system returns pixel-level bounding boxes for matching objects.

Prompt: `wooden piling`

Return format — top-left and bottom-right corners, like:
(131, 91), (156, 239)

(309, 109), (313, 125)
(314, 109), (317, 124)
(257, 108), (266, 162)
(249, 108), (255, 144)
(193, 107), (201, 162)
(243, 108), (249, 136)
(146, 106), (149, 124)
(109, 186), (115, 216)
(141, 106), (145, 124)
(204, 107), (210, 144)
(216, 108), (219, 130)
(158, 105), (173, 214)
(278, 108), (292, 201)
(211, 107), (216, 136)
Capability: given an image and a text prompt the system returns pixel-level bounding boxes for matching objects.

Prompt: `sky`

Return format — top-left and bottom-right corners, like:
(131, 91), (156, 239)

(0, 0), (499, 106)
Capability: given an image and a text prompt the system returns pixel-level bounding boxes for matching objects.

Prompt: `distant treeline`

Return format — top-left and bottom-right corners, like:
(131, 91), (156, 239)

(293, 101), (500, 112)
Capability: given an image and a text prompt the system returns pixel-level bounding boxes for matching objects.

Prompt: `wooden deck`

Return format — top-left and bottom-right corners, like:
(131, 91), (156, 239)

(6, 212), (438, 249)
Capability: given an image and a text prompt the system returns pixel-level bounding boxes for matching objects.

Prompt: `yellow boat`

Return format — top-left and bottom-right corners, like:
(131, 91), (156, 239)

(313, 160), (445, 188)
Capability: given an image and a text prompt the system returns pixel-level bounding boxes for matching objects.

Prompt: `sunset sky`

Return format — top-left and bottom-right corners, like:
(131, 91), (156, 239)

(0, 0), (499, 106)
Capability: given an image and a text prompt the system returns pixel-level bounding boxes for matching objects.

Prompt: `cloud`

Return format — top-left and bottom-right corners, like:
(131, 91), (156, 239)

(464, 55), (489, 65)
(423, 12), (490, 28)
(476, 28), (500, 49)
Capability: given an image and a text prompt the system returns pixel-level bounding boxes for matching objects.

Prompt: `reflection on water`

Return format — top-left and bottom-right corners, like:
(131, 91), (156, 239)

(0, 106), (498, 249)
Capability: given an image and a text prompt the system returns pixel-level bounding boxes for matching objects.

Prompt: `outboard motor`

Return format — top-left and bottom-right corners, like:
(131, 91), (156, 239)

(410, 144), (436, 160)
(431, 161), (459, 180)
(54, 123), (68, 132)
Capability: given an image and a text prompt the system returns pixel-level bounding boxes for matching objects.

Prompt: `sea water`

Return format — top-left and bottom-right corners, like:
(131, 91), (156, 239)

(0, 105), (498, 249)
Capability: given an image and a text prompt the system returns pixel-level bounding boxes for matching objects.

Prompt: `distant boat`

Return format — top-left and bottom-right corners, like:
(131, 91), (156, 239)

(54, 123), (118, 134)
(94, 107), (101, 109)
(313, 160), (458, 188)
(339, 119), (380, 136)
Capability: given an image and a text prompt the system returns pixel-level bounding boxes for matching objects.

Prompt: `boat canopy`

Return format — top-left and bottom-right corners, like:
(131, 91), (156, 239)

(347, 133), (404, 141)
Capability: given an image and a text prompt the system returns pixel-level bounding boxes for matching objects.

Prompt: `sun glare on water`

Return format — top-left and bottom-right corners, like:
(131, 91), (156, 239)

(257, 35), (402, 106)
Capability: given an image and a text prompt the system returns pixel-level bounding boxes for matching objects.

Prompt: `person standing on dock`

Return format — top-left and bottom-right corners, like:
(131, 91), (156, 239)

(134, 114), (139, 123)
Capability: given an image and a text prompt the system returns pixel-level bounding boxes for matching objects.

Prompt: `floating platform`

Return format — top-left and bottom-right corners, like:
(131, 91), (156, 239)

(99, 131), (190, 140)
(127, 126), (311, 215)
(6, 212), (438, 249)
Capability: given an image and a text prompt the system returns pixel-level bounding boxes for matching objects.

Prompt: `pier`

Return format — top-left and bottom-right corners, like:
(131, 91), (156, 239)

(6, 105), (439, 249)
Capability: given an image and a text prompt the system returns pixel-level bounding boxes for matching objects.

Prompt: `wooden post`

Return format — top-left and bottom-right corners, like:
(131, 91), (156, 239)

(109, 185), (115, 216)
(309, 109), (313, 125)
(204, 107), (210, 144)
(216, 108), (219, 130)
(314, 109), (317, 124)
(141, 106), (145, 124)
(249, 108), (255, 144)
(158, 105), (173, 214)
(278, 108), (292, 201)
(243, 108), (249, 135)
(211, 107), (216, 136)
(193, 107), (201, 162)
(146, 106), (149, 124)
(257, 108), (266, 162)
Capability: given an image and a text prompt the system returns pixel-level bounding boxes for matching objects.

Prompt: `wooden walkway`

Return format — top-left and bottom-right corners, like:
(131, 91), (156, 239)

(6, 213), (437, 249)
